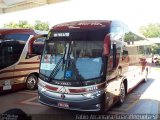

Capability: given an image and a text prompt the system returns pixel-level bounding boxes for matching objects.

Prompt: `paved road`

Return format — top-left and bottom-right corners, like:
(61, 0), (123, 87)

(0, 67), (160, 120)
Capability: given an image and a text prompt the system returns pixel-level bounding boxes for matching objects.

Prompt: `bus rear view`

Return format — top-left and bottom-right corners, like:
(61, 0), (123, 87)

(38, 20), (149, 112)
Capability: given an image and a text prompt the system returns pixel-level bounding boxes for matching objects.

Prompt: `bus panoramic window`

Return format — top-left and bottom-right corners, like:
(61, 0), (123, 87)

(40, 40), (105, 81)
(4, 34), (30, 41)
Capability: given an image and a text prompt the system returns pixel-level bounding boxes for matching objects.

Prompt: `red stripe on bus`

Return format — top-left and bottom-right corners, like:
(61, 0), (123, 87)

(12, 83), (26, 91)
(97, 82), (106, 89)
(68, 82), (106, 93)
(69, 88), (87, 93)
(45, 84), (58, 92)
(0, 75), (27, 80)
(107, 77), (117, 83)
(0, 83), (26, 93)
(19, 61), (40, 64)
(127, 79), (144, 93)
(0, 67), (39, 74)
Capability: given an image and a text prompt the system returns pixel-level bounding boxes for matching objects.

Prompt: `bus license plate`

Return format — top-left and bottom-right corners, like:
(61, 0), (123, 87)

(3, 80), (12, 90)
(58, 102), (69, 108)
(3, 85), (11, 90)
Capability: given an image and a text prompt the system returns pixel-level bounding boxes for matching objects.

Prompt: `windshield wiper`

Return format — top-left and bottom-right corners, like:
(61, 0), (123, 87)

(48, 57), (63, 82)
(63, 42), (72, 79)
(48, 45), (67, 82)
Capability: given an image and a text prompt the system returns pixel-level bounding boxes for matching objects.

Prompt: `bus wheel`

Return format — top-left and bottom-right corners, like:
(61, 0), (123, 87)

(26, 74), (38, 90)
(117, 82), (125, 106)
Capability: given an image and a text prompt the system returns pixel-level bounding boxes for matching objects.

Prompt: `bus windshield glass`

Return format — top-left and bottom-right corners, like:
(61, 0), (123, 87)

(0, 34), (29, 70)
(0, 34), (30, 41)
(40, 40), (105, 81)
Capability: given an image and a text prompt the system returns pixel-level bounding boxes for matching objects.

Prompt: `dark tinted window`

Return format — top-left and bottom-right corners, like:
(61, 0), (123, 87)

(27, 37), (45, 58)
(4, 34), (30, 41)
(0, 41), (25, 70)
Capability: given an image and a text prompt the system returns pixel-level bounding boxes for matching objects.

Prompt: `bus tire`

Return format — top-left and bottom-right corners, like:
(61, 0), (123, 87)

(26, 74), (38, 90)
(117, 82), (125, 106)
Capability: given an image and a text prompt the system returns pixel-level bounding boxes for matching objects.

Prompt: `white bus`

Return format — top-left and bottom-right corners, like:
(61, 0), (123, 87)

(38, 20), (151, 112)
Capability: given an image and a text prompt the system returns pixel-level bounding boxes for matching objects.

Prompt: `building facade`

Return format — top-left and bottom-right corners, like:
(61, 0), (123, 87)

(0, 0), (67, 14)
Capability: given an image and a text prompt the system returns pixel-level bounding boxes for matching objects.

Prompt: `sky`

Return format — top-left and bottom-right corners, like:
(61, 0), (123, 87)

(0, 0), (160, 32)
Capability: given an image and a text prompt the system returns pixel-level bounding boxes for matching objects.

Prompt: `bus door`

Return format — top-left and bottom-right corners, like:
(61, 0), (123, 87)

(0, 41), (15, 91)
(107, 42), (121, 80)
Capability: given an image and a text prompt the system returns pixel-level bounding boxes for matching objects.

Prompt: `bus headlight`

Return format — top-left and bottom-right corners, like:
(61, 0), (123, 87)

(83, 90), (102, 98)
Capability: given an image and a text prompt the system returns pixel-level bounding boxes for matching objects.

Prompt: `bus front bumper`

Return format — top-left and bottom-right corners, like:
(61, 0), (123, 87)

(38, 88), (110, 112)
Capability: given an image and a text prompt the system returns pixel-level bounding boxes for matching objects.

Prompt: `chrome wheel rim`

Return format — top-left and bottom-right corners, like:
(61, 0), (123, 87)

(27, 76), (36, 89)
(120, 83), (125, 103)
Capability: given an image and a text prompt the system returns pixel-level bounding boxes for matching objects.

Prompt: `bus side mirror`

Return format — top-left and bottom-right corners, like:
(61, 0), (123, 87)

(103, 34), (111, 55)
(28, 37), (35, 55)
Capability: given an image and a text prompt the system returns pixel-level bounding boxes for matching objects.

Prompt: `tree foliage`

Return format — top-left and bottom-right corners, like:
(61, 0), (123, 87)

(139, 23), (160, 38)
(34, 20), (49, 31)
(152, 44), (160, 54)
(139, 23), (160, 55)
(3, 20), (49, 31)
(124, 32), (135, 42)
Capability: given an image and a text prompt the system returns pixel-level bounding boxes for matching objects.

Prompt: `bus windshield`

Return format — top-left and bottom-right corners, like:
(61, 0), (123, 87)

(40, 40), (106, 81)
(0, 40), (25, 70)
(0, 34), (29, 70)
(0, 34), (30, 41)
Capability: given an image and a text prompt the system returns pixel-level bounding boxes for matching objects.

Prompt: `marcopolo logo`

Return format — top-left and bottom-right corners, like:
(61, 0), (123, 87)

(59, 87), (67, 93)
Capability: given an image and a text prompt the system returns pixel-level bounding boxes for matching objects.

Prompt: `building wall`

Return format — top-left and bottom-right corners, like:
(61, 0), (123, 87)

(0, 0), (67, 14)
(0, 8), (3, 14)
(4, 2), (44, 13)
(48, 0), (66, 4)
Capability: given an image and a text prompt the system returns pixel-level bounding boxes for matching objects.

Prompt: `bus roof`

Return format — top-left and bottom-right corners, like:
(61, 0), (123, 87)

(51, 20), (112, 31)
(0, 28), (37, 35)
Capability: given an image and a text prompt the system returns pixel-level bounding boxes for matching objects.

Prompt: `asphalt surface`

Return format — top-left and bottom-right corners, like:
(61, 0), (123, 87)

(0, 66), (160, 120)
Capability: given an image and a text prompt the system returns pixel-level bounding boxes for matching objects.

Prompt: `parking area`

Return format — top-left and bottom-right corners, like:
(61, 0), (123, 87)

(0, 67), (160, 120)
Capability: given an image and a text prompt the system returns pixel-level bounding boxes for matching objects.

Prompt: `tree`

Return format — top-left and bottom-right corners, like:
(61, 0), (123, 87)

(139, 23), (160, 55)
(152, 44), (160, 54)
(4, 21), (19, 28)
(139, 23), (160, 38)
(34, 20), (49, 31)
(3, 20), (49, 31)
(124, 32), (135, 42)
(18, 20), (33, 28)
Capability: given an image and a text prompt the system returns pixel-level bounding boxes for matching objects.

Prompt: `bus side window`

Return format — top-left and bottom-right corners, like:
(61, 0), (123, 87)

(108, 43), (121, 71)
(2, 46), (14, 68)
(112, 44), (117, 68)
(108, 44), (115, 71)
(0, 41), (24, 69)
